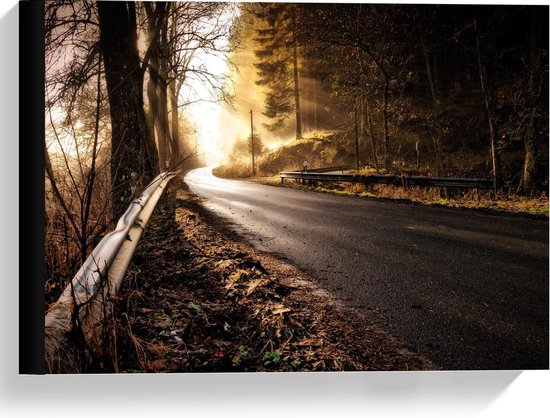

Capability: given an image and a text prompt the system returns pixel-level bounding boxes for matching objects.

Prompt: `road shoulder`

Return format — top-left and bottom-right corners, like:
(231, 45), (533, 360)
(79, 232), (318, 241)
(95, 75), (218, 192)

(112, 180), (434, 372)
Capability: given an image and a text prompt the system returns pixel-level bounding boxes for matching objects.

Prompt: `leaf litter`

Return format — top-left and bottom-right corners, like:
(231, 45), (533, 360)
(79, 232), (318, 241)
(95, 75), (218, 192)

(110, 180), (434, 373)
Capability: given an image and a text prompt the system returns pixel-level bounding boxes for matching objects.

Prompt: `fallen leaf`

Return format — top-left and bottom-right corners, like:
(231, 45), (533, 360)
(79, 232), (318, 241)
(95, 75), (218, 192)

(271, 304), (291, 315)
(296, 338), (323, 347)
(148, 359), (166, 372)
(245, 278), (270, 295)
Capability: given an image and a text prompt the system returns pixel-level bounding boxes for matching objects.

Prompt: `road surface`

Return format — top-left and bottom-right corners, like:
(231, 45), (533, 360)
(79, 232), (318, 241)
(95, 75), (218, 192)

(185, 167), (549, 369)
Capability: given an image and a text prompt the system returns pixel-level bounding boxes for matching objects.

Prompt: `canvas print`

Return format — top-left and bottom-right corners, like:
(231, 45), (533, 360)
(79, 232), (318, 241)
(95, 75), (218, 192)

(43, 1), (548, 373)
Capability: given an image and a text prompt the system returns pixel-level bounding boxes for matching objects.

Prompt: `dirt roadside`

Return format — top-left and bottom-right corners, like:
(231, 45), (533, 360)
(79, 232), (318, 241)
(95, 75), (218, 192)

(110, 179), (434, 372)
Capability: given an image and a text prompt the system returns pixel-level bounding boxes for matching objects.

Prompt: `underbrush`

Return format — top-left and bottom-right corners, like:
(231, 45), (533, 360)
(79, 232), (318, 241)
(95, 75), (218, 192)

(215, 125), (548, 216)
(98, 186), (430, 372)
(277, 179), (549, 217)
(213, 162), (254, 179)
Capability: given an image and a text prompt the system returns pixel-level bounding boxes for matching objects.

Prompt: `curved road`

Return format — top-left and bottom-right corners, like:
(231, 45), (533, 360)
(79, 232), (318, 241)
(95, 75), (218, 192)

(185, 167), (549, 369)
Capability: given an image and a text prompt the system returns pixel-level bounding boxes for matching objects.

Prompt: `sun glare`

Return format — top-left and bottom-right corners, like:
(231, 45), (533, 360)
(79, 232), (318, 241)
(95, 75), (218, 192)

(45, 106), (79, 158)
(181, 8), (246, 166)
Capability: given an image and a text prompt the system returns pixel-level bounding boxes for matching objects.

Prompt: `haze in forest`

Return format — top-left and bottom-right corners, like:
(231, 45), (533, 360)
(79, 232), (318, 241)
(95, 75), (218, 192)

(44, 1), (548, 305)
(42, 1), (549, 376)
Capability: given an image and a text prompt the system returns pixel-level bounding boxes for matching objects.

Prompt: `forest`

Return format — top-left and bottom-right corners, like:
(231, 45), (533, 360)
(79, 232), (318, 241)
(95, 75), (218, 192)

(45, 1), (233, 298)
(44, 2), (548, 373)
(222, 4), (548, 197)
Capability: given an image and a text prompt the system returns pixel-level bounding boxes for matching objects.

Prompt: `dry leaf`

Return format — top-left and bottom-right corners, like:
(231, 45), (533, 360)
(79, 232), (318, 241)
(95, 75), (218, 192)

(271, 307), (291, 315)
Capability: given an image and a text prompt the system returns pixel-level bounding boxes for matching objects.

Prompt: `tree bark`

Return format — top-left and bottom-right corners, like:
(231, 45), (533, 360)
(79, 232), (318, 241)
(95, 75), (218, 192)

(168, 76), (180, 164)
(157, 17), (174, 168)
(168, 9), (181, 164)
(98, 1), (158, 216)
(382, 73), (389, 170)
(292, 17), (302, 140)
(144, 2), (163, 170)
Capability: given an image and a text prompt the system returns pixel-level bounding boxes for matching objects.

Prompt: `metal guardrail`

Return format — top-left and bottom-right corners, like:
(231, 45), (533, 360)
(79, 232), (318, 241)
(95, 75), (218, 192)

(280, 170), (496, 189)
(45, 170), (180, 372)
(306, 165), (353, 173)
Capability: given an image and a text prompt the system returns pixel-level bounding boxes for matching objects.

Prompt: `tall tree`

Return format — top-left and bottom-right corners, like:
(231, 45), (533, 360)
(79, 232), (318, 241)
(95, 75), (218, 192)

(97, 1), (158, 215)
(144, 2), (166, 168)
(474, 14), (501, 188)
(302, 3), (409, 169)
(145, 1), (233, 168)
(252, 3), (303, 139)
(520, 8), (545, 195)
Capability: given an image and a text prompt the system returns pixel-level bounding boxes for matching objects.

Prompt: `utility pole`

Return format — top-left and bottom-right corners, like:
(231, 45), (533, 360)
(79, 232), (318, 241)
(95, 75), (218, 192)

(193, 125), (198, 166)
(250, 109), (256, 176)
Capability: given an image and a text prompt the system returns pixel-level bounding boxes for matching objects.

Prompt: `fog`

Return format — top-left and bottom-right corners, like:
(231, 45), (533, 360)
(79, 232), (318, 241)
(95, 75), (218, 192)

(184, 6), (341, 166)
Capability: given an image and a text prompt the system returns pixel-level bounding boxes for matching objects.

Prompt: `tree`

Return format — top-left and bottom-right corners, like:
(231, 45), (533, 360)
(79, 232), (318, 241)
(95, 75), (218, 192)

(301, 4), (411, 169)
(143, 2), (166, 167)
(251, 3), (303, 139)
(473, 13), (501, 188)
(142, 1), (233, 169)
(520, 8), (546, 195)
(97, 1), (158, 216)
(45, 0), (113, 281)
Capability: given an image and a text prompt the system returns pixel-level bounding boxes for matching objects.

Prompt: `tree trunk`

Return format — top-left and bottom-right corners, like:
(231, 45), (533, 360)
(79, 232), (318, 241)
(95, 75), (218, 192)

(144, 2), (163, 170)
(292, 20), (302, 140)
(452, 14), (463, 96)
(474, 17), (500, 190)
(522, 124), (538, 196)
(522, 9), (542, 196)
(420, 35), (438, 104)
(364, 94), (379, 173)
(158, 19), (174, 169)
(169, 76), (180, 165)
(354, 104), (360, 170)
(168, 8), (181, 166)
(98, 1), (158, 216)
(313, 77), (318, 131)
(421, 35), (442, 174)
(357, 45), (389, 170)
(382, 73), (390, 170)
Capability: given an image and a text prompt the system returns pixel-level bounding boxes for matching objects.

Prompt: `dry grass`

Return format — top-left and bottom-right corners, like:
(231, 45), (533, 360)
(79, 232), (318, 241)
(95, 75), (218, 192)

(244, 175), (549, 218)
(213, 163), (254, 179)
(107, 184), (433, 372)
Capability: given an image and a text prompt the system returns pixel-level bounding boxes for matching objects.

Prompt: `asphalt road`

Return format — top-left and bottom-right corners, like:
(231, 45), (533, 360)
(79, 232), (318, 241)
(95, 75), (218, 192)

(185, 167), (549, 370)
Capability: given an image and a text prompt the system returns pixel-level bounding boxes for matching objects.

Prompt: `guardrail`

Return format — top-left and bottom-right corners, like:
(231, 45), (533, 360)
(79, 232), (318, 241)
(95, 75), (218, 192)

(45, 170), (180, 372)
(306, 165), (353, 173)
(280, 170), (495, 189)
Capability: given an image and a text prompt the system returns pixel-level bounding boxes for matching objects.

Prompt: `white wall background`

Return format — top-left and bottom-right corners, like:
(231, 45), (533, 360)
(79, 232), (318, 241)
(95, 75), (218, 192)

(1, 1), (548, 417)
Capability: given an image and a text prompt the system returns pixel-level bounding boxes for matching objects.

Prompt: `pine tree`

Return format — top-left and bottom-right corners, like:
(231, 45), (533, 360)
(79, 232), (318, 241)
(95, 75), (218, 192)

(251, 3), (302, 139)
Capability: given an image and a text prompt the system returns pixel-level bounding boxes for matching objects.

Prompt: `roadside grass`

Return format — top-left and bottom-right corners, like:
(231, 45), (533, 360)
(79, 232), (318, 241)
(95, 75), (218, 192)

(215, 171), (549, 218)
(108, 183), (432, 372)
(212, 163), (254, 179)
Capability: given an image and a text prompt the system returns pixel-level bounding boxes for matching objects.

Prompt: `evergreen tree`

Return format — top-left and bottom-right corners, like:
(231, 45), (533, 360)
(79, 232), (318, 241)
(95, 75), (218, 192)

(251, 3), (303, 139)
